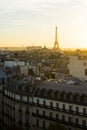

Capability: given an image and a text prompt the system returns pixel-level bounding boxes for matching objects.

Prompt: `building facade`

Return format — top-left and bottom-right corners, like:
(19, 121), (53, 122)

(1, 79), (87, 130)
(68, 55), (87, 81)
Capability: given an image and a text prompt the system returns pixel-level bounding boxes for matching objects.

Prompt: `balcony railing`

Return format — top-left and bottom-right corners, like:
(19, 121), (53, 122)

(3, 94), (87, 117)
(30, 103), (87, 117)
(3, 94), (87, 119)
(32, 113), (87, 129)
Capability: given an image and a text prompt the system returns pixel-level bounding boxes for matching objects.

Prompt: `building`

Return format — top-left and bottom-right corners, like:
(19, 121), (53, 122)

(4, 60), (25, 68)
(68, 55), (87, 81)
(1, 77), (87, 130)
(20, 66), (29, 76)
(26, 46), (42, 51)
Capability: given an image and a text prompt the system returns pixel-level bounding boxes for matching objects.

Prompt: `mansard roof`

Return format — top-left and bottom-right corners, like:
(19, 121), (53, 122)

(38, 80), (87, 95)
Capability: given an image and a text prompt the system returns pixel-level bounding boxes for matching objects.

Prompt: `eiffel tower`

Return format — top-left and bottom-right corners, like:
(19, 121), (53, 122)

(54, 26), (60, 51)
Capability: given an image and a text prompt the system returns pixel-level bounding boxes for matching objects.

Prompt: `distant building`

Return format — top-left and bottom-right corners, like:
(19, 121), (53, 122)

(20, 66), (29, 76)
(68, 55), (87, 81)
(26, 46), (42, 51)
(4, 60), (25, 68)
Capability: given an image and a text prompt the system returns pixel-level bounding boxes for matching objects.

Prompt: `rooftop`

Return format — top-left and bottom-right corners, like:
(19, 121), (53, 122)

(38, 80), (87, 95)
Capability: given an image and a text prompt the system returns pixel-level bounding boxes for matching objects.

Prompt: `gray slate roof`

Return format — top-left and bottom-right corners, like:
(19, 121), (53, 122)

(39, 80), (87, 95)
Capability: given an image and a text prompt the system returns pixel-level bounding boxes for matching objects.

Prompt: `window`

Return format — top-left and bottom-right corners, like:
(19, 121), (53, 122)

(49, 112), (53, 118)
(70, 95), (73, 101)
(18, 119), (23, 126)
(43, 111), (46, 116)
(58, 93), (60, 99)
(37, 99), (39, 105)
(84, 62), (86, 66)
(68, 128), (72, 130)
(7, 91), (9, 96)
(22, 96), (27, 102)
(64, 94), (67, 100)
(83, 108), (86, 114)
(25, 121), (30, 127)
(50, 102), (53, 107)
(44, 90), (47, 96)
(85, 69), (87, 76)
(62, 104), (65, 110)
(76, 96), (80, 102)
(68, 117), (72, 122)
(42, 121), (46, 128)
(36, 119), (39, 127)
(6, 108), (9, 115)
(15, 94), (20, 100)
(62, 115), (65, 121)
(5, 90), (7, 95)
(43, 100), (46, 106)
(25, 107), (29, 116)
(9, 92), (12, 97)
(37, 89), (41, 96)
(56, 114), (59, 119)
(18, 105), (23, 116)
(36, 109), (39, 114)
(76, 106), (79, 113)
(69, 105), (72, 112)
(84, 97), (87, 103)
(75, 118), (79, 124)
(82, 120), (86, 126)
(56, 103), (59, 108)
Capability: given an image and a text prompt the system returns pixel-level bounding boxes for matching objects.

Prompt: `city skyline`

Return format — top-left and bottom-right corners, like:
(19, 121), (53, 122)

(0, 0), (87, 48)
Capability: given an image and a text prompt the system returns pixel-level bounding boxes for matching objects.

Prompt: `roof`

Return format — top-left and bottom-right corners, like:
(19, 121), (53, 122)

(39, 80), (87, 95)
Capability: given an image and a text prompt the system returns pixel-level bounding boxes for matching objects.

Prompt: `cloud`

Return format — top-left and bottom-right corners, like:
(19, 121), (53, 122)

(0, 0), (87, 29)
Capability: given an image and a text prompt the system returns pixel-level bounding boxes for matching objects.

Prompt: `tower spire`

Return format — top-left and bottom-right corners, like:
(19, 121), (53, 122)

(55, 26), (58, 43)
(54, 26), (60, 51)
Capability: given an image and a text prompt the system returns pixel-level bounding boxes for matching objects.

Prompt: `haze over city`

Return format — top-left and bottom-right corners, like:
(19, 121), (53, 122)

(0, 0), (87, 48)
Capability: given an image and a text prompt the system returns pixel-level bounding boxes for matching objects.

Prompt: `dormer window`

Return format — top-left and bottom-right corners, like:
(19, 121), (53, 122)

(47, 90), (53, 97)
(42, 89), (47, 97)
(37, 89), (41, 96)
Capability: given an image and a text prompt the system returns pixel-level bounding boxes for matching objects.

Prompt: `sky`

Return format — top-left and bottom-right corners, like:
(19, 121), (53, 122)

(0, 0), (87, 48)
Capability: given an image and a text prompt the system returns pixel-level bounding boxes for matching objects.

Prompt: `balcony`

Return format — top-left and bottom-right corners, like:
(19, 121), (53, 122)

(32, 113), (87, 129)
(30, 103), (87, 117)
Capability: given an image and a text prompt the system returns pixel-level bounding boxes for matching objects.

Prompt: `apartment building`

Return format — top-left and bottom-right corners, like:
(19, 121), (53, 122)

(68, 55), (87, 81)
(2, 78), (87, 130)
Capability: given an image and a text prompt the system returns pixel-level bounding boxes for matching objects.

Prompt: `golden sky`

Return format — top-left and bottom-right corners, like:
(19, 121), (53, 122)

(0, 0), (87, 48)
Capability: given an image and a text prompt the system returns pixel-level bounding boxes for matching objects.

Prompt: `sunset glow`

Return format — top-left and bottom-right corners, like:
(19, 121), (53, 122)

(0, 0), (87, 48)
